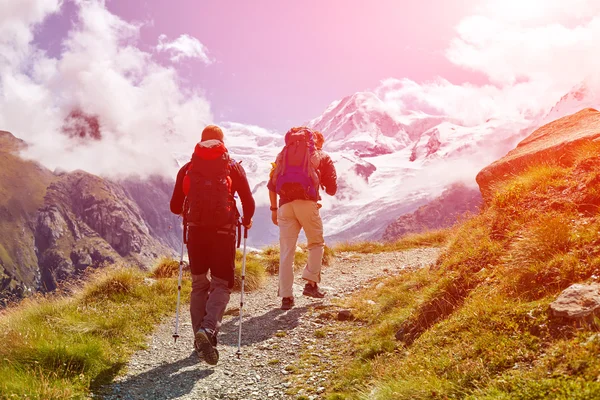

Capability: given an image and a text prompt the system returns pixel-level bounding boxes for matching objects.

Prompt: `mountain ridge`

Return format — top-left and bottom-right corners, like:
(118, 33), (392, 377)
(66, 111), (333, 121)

(0, 132), (181, 302)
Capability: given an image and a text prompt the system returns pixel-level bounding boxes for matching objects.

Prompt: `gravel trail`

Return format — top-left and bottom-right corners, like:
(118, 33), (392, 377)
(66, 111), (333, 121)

(101, 248), (441, 400)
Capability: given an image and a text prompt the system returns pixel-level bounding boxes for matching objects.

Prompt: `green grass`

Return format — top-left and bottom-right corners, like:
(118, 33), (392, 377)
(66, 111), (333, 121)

(321, 159), (600, 399)
(0, 265), (191, 399)
(334, 229), (450, 254)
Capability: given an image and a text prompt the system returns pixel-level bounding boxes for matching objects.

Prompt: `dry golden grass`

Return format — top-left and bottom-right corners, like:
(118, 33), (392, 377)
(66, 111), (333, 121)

(258, 245), (334, 274)
(82, 267), (142, 303)
(334, 229), (450, 254)
(150, 257), (181, 279)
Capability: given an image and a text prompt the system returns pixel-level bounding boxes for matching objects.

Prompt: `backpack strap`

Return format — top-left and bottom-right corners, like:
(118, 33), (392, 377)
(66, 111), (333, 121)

(280, 148), (289, 175)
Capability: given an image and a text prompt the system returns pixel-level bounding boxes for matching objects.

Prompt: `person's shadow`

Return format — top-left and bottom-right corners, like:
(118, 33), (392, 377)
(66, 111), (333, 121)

(98, 304), (315, 398)
(98, 351), (214, 400)
(218, 305), (310, 346)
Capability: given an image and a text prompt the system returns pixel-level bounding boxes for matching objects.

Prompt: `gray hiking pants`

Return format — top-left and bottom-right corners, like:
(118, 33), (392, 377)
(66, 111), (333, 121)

(190, 274), (231, 334)
(187, 225), (236, 335)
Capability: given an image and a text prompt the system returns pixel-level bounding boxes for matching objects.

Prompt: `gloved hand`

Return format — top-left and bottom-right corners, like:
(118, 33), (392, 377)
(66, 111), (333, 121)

(242, 218), (253, 230)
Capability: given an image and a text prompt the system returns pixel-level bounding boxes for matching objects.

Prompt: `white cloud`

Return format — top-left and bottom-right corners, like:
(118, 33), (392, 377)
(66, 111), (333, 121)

(0, 0), (62, 69)
(0, 0), (214, 178)
(476, 0), (600, 25)
(448, 0), (600, 94)
(374, 77), (550, 126)
(156, 34), (212, 64)
(369, 0), (600, 134)
(3, 0), (600, 185)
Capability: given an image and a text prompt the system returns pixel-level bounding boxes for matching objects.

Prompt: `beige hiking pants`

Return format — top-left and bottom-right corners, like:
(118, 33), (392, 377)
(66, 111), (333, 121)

(278, 200), (324, 298)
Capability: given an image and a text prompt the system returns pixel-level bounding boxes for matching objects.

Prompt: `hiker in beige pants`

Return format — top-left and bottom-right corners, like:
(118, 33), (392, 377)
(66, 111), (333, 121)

(268, 128), (337, 310)
(277, 199), (325, 298)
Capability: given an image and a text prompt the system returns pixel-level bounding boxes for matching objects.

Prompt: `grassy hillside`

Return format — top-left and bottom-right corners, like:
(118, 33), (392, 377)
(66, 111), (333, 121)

(0, 265), (189, 399)
(323, 153), (600, 399)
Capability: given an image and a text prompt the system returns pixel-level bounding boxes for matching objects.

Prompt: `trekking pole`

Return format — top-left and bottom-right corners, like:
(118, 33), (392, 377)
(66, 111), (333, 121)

(173, 219), (186, 344)
(236, 226), (249, 358)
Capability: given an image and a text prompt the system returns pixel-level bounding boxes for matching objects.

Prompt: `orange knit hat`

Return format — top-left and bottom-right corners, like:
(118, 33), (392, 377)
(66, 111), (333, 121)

(201, 125), (224, 142)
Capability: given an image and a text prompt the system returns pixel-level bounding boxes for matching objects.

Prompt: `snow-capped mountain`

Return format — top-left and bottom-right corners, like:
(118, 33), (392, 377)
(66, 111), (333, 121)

(173, 85), (582, 246)
(542, 82), (600, 124)
(302, 89), (537, 242)
(308, 92), (412, 156)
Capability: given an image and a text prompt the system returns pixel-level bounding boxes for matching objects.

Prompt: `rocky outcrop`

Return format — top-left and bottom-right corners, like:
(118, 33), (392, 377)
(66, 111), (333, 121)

(549, 284), (600, 326)
(345, 155), (377, 182)
(35, 171), (173, 291)
(120, 176), (183, 251)
(383, 183), (481, 241)
(476, 108), (600, 202)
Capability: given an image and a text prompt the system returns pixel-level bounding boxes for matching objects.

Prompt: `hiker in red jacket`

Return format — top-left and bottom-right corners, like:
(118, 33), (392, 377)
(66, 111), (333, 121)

(170, 125), (255, 365)
(268, 127), (337, 310)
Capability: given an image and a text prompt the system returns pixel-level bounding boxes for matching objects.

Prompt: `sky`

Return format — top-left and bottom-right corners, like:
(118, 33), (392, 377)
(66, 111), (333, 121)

(36, 0), (485, 131)
(2, 0), (600, 178)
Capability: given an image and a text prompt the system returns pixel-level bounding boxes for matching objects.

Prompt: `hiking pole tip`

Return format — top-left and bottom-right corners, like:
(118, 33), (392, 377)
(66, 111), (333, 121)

(173, 334), (179, 344)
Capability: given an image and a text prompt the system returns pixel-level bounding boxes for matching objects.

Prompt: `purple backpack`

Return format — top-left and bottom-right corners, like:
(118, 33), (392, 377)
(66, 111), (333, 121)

(272, 128), (321, 201)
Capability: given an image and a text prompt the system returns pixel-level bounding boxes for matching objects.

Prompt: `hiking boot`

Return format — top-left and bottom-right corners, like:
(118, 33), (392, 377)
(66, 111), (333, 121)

(281, 297), (295, 310)
(193, 340), (204, 361)
(303, 283), (326, 298)
(194, 328), (219, 365)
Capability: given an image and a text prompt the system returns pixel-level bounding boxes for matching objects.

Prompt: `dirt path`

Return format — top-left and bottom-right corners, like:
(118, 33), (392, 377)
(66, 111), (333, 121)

(101, 248), (440, 400)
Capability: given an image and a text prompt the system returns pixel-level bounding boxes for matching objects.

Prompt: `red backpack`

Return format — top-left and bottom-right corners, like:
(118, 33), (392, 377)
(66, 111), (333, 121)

(183, 140), (236, 227)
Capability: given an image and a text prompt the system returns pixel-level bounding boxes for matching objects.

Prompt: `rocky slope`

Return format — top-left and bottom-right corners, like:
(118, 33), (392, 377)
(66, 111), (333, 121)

(35, 171), (175, 291)
(0, 131), (181, 302)
(382, 183), (481, 241)
(120, 176), (184, 252)
(0, 131), (56, 301)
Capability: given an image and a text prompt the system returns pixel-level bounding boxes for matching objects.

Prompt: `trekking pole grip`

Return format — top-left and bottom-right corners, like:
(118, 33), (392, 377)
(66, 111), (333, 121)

(244, 226), (248, 239)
